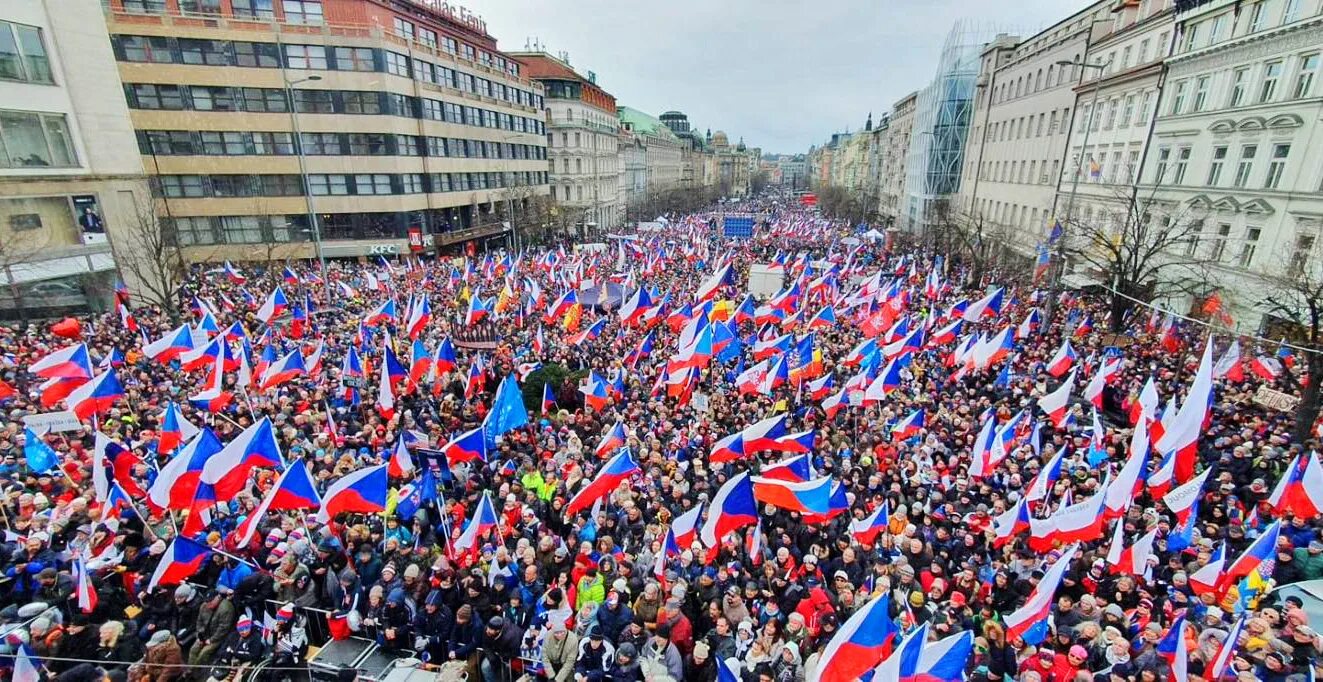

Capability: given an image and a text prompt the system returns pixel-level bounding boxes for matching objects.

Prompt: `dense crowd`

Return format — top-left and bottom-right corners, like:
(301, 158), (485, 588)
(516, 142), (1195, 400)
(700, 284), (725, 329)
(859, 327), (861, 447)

(0, 206), (1319, 682)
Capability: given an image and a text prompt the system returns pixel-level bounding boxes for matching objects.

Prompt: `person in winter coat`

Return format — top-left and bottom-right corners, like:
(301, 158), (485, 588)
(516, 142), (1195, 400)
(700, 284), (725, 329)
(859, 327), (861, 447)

(128, 630), (183, 682)
(573, 625), (615, 682)
(413, 590), (455, 662)
(981, 621), (1018, 680)
(479, 615), (524, 681)
(95, 621), (145, 672)
(772, 640), (804, 682)
(607, 642), (643, 682)
(595, 591), (634, 642)
(274, 553), (317, 606)
(380, 588), (414, 652)
(541, 620), (580, 682)
(446, 604), (482, 663)
(684, 641), (718, 682)
(214, 617), (267, 672)
(657, 599), (694, 657)
(642, 623), (685, 681)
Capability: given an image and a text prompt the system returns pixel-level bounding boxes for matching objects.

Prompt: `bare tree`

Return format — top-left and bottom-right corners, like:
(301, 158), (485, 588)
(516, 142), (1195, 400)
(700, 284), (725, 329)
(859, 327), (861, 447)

(0, 223), (49, 321)
(1059, 186), (1211, 333)
(117, 191), (184, 324)
(1258, 252), (1323, 443)
(933, 202), (1020, 286)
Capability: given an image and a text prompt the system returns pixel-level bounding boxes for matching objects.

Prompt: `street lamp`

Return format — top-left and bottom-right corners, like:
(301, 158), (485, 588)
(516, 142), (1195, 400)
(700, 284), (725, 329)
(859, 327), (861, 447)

(1045, 58), (1111, 322)
(284, 74), (331, 304)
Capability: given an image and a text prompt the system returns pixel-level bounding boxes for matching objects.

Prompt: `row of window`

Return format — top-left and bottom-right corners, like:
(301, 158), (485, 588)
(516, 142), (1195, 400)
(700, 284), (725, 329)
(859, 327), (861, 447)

(154, 171), (549, 199)
(170, 204), (492, 246)
(0, 109), (77, 169)
(1152, 143), (1292, 190)
(121, 84), (546, 135)
(136, 129), (547, 161)
(1165, 53), (1319, 118)
(119, 0), (518, 79)
(1180, 0), (1312, 54)
(110, 35), (541, 110)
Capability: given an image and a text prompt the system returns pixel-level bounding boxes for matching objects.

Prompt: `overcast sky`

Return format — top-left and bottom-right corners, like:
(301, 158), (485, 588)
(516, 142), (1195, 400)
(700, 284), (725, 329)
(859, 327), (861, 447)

(472, 0), (1080, 154)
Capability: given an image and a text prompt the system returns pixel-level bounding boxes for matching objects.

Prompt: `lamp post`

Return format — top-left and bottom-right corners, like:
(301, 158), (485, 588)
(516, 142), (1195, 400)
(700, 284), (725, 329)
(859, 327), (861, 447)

(284, 74), (331, 304)
(1045, 57), (1110, 322)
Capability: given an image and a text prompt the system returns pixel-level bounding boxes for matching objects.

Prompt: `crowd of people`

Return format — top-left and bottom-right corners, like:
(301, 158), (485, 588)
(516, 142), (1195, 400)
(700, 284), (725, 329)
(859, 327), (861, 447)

(0, 205), (1319, 682)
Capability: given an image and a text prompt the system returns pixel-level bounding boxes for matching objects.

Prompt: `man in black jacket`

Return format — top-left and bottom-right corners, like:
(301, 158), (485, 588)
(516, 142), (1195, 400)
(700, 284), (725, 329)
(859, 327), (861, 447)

(479, 615), (523, 681)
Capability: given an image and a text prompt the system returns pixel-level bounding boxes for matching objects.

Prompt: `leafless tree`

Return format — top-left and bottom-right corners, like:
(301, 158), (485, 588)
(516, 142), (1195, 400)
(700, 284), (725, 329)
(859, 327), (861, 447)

(1059, 185), (1212, 333)
(933, 202), (1021, 287)
(1257, 250), (1323, 443)
(117, 191), (184, 324)
(0, 223), (49, 321)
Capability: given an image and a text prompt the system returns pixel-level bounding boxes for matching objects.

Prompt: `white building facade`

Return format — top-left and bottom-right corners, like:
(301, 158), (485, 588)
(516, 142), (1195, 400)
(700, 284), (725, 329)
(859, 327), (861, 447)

(1142, 0), (1323, 325)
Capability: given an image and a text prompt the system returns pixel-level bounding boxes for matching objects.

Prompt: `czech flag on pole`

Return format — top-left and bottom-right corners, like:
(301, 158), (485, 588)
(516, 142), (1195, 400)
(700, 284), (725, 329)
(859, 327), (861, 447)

(752, 475), (835, 515)
(1037, 369), (1077, 427)
(699, 472), (758, 549)
(891, 408), (925, 440)
(439, 427), (487, 466)
(147, 428), (223, 512)
(256, 287), (289, 324)
(848, 501), (890, 545)
(200, 417), (283, 502)
(235, 462), (323, 545)
(809, 594), (899, 682)
(759, 454), (812, 482)
(593, 422), (628, 459)
(143, 325), (196, 363)
(1267, 452), (1323, 520)
(29, 343), (93, 379)
(146, 537), (211, 591)
(1005, 545), (1078, 645)
(565, 449), (640, 517)
(1224, 519), (1282, 584)
(454, 492), (498, 552)
(66, 370), (124, 420)
(315, 463), (387, 522)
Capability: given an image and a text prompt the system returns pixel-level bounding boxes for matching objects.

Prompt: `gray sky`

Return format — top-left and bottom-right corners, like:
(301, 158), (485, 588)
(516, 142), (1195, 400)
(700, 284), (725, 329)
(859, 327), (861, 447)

(473, 0), (1080, 154)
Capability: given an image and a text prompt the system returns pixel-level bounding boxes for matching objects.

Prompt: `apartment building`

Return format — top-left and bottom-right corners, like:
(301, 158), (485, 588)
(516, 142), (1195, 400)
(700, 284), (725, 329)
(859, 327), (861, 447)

(0, 0), (146, 314)
(104, 0), (549, 261)
(1142, 0), (1323, 324)
(879, 92), (916, 227)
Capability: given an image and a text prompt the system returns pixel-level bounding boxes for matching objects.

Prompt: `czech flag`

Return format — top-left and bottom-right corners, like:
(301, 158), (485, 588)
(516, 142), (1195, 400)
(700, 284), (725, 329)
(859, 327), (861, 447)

(770, 429), (815, 454)
(1251, 355), (1283, 380)
(962, 287), (1004, 322)
(387, 433), (415, 478)
(594, 422), (628, 459)
(1105, 523), (1158, 576)
(1155, 615), (1189, 682)
(200, 417), (283, 502)
(699, 472), (758, 548)
(1037, 369), (1076, 427)
(739, 414), (789, 452)
(618, 287), (655, 326)
(434, 337), (457, 375)
(147, 428), (223, 512)
(862, 359), (903, 403)
(259, 349), (305, 392)
(891, 408), (925, 440)
(752, 475), (835, 514)
(440, 427), (487, 465)
(29, 343), (93, 379)
(179, 336), (227, 373)
(1267, 452), (1323, 520)
(927, 320), (962, 348)
(541, 384), (556, 413)
(406, 296), (431, 339)
(811, 594), (899, 682)
(223, 261), (246, 283)
(848, 501), (890, 545)
(1005, 545), (1078, 644)
(580, 371), (610, 411)
(409, 340), (432, 385)
(694, 263), (734, 302)
(66, 370), (124, 420)
(807, 374), (834, 401)
(1190, 541), (1226, 595)
(146, 537), (211, 591)
(992, 498), (1031, 547)
(315, 463), (387, 522)
(454, 492), (498, 551)
(760, 454), (812, 482)
(189, 355), (233, 413)
(157, 402), (199, 456)
(365, 298), (397, 326)
(710, 432), (746, 463)
(1046, 339), (1076, 377)
(235, 462), (323, 545)
(256, 287), (289, 324)
(565, 449), (640, 517)
(1224, 520), (1281, 585)
(806, 305), (837, 331)
(143, 325), (196, 363)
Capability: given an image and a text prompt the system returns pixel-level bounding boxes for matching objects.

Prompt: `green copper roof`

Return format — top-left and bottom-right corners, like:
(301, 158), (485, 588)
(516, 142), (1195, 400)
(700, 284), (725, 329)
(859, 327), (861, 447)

(618, 106), (680, 142)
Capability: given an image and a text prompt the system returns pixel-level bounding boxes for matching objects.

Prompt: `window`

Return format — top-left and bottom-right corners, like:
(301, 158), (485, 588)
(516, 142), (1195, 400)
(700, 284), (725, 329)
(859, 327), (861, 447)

(461, 44), (475, 62)
(220, 216), (265, 243)
(284, 44), (326, 70)
(1261, 61), (1283, 102)
(1207, 146), (1227, 186)
(1265, 144), (1289, 189)
(385, 51), (409, 77)
(1170, 80), (1188, 114)
(1209, 14), (1227, 43)
(1173, 147), (1191, 184)
(353, 174), (392, 195)
(413, 59), (435, 83)
(129, 83), (185, 110)
(179, 0), (222, 14)
(1183, 24), (1199, 52)
(343, 91), (381, 114)
(1285, 0), (1302, 22)
(1120, 94), (1135, 126)
(418, 28), (437, 49)
(0, 21), (53, 84)
(1234, 145), (1257, 188)
(1238, 227), (1260, 267)
(140, 130), (196, 155)
(1122, 46), (1132, 69)
(1248, 2), (1267, 32)
(241, 87), (286, 112)
(252, 132), (293, 155)
(292, 89), (333, 113)
(159, 175), (206, 198)
(231, 0), (274, 19)
(1136, 92), (1151, 124)
(121, 0), (167, 12)
(1154, 146), (1171, 182)
(209, 175), (257, 197)
(119, 35), (174, 64)
(1108, 151), (1122, 183)
(442, 37), (458, 55)
(234, 42), (280, 67)
(1229, 68), (1249, 107)
(1139, 39), (1151, 64)
(1294, 54), (1319, 99)
(299, 132), (340, 155)
(1125, 150), (1139, 183)
(0, 110), (76, 168)
(174, 216), (218, 246)
(393, 18), (414, 41)
(282, 0), (323, 25)
(190, 86), (237, 111)
(346, 133), (387, 155)
(1211, 223), (1231, 261)
(400, 174), (423, 193)
(1290, 234), (1315, 274)
(1192, 76), (1209, 111)
(308, 174), (348, 195)
(334, 47), (374, 72)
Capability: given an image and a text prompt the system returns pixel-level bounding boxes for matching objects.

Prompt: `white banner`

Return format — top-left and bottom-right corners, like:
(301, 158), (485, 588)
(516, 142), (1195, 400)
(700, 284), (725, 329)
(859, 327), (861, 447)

(23, 410), (83, 433)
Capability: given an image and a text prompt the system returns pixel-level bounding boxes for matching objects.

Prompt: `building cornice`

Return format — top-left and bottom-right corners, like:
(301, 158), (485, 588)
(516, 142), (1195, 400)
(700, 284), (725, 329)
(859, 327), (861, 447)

(1168, 16), (1323, 71)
